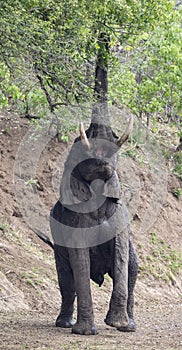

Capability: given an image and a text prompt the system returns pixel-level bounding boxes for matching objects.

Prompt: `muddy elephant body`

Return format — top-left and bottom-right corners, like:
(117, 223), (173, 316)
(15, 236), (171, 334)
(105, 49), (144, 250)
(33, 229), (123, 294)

(48, 118), (138, 335)
(51, 197), (138, 335)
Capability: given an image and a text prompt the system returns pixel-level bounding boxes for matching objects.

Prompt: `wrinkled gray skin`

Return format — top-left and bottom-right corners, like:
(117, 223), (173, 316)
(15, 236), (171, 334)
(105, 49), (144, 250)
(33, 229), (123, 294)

(48, 121), (138, 335)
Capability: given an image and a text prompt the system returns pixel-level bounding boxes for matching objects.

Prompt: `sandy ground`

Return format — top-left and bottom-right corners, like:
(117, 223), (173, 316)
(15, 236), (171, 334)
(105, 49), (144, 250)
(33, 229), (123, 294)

(0, 111), (181, 350)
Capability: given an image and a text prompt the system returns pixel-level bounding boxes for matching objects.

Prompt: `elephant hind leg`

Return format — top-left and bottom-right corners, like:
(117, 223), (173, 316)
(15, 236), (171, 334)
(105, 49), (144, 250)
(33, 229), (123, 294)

(55, 270), (76, 328)
(54, 245), (76, 328)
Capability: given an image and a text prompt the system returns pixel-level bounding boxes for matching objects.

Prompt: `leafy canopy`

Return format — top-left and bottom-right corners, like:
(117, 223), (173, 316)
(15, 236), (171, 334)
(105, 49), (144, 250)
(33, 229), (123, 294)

(0, 0), (181, 128)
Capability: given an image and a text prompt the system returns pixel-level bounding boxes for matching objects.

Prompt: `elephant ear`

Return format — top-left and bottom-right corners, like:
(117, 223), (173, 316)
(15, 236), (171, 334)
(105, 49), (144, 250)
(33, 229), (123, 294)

(59, 145), (92, 205)
(102, 170), (121, 199)
(60, 171), (92, 205)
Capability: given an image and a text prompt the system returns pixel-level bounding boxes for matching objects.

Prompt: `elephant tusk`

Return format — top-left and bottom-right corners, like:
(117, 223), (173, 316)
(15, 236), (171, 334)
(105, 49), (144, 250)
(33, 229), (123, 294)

(79, 122), (91, 149)
(117, 115), (134, 147)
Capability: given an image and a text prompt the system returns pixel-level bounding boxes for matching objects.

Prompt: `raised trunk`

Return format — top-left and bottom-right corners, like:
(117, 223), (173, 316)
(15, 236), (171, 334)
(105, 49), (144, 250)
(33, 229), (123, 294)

(94, 33), (109, 103)
(93, 32), (109, 116)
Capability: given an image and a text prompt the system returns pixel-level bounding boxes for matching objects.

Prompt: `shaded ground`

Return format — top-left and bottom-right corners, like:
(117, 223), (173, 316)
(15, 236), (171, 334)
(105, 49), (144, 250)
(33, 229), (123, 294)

(0, 300), (182, 350)
(0, 111), (181, 349)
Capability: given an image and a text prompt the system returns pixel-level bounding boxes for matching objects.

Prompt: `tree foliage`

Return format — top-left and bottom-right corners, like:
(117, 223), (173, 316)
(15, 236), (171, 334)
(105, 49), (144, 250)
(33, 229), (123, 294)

(109, 4), (181, 127)
(0, 0), (181, 130)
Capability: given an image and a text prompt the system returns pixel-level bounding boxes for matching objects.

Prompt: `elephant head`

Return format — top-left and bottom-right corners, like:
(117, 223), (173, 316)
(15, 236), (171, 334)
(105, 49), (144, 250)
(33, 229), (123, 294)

(60, 113), (133, 206)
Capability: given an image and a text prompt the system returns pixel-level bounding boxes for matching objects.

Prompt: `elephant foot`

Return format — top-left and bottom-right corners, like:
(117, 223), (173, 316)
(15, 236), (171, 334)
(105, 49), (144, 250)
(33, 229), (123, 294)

(72, 320), (98, 335)
(118, 318), (136, 332)
(56, 314), (75, 328)
(104, 308), (129, 329)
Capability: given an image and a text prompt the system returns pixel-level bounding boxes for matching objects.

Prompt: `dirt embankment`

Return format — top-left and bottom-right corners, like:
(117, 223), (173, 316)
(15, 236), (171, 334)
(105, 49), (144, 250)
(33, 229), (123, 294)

(0, 111), (181, 350)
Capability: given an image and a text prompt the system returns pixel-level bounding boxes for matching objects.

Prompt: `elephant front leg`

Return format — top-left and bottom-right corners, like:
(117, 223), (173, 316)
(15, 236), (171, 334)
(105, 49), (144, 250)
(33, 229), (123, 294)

(118, 239), (138, 332)
(105, 265), (129, 328)
(105, 219), (129, 328)
(69, 248), (98, 335)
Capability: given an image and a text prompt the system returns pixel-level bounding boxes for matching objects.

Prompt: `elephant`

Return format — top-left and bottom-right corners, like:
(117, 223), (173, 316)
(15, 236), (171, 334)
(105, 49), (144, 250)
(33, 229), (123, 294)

(37, 111), (138, 335)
